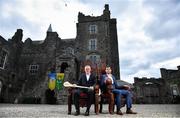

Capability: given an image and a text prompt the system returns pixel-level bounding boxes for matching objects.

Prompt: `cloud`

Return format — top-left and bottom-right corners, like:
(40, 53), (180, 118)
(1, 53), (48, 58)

(117, 0), (180, 83)
(143, 0), (180, 40)
(152, 56), (180, 69)
(0, 0), (179, 84)
(0, 0), (98, 40)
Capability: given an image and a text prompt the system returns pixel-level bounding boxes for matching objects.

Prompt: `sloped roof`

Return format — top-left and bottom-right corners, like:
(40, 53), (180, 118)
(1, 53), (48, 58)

(0, 35), (8, 45)
(61, 38), (75, 42)
(47, 24), (52, 32)
(116, 79), (133, 88)
(32, 40), (44, 44)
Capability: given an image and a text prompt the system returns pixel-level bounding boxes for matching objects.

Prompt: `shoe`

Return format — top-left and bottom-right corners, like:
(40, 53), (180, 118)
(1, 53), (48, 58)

(117, 110), (123, 115)
(99, 109), (102, 113)
(74, 111), (80, 116)
(110, 111), (114, 115)
(126, 109), (137, 114)
(84, 111), (89, 116)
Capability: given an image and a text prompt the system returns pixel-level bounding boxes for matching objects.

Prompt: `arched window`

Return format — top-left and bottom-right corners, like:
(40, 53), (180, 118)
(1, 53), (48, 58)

(86, 54), (100, 64)
(90, 55), (97, 63)
(171, 84), (179, 96)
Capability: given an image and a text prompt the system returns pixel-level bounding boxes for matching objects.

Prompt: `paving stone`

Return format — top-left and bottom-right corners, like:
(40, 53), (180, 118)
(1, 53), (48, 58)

(0, 104), (180, 118)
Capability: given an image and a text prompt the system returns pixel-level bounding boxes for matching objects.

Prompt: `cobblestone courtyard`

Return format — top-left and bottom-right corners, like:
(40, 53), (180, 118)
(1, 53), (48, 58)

(0, 104), (180, 117)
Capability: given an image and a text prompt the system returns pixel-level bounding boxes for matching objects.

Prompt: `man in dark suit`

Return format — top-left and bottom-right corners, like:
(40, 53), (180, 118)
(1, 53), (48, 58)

(74, 65), (96, 116)
(100, 66), (137, 115)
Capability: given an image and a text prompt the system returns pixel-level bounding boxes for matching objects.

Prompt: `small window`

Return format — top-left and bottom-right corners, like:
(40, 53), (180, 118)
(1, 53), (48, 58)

(89, 25), (97, 34)
(86, 54), (100, 64)
(29, 65), (39, 75)
(90, 55), (97, 63)
(88, 39), (97, 51)
(171, 84), (179, 96)
(66, 47), (74, 55)
(0, 49), (8, 69)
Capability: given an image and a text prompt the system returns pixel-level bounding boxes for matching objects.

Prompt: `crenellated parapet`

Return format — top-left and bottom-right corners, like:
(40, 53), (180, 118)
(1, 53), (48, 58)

(134, 77), (163, 85)
(9, 29), (23, 44)
(78, 4), (111, 23)
(160, 66), (180, 79)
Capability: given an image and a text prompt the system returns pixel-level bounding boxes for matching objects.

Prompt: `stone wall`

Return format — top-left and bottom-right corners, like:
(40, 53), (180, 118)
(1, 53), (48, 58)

(134, 66), (180, 104)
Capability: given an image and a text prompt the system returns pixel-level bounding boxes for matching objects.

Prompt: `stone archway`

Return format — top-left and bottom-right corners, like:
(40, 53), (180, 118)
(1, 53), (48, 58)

(60, 62), (68, 73)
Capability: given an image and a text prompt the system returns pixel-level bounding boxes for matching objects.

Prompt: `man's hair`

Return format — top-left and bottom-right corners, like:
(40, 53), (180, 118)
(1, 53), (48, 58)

(84, 65), (91, 69)
(106, 65), (111, 68)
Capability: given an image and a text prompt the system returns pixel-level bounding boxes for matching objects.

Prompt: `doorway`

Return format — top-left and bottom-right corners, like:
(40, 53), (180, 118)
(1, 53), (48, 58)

(60, 62), (68, 73)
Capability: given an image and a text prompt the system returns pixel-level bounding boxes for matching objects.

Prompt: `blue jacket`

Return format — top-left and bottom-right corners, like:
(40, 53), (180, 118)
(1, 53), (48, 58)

(100, 74), (124, 92)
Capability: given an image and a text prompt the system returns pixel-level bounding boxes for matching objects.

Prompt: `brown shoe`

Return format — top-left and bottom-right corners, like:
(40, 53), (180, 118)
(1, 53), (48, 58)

(74, 111), (80, 116)
(110, 111), (114, 115)
(126, 109), (137, 114)
(84, 110), (89, 116)
(117, 110), (123, 115)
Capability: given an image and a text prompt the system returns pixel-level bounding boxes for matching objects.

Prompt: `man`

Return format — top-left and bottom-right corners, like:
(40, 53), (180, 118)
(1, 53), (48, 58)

(100, 66), (137, 115)
(74, 65), (96, 116)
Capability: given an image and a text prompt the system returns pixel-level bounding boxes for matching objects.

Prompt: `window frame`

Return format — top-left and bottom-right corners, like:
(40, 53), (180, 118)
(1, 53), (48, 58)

(29, 64), (39, 75)
(89, 25), (97, 34)
(88, 39), (97, 51)
(0, 49), (8, 69)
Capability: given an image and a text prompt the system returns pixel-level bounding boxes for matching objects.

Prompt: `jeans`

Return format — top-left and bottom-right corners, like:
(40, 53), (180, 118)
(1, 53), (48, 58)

(112, 89), (132, 109)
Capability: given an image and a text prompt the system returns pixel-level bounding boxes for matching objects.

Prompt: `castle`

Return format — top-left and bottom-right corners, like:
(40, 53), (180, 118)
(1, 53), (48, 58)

(133, 66), (180, 104)
(1, 4), (178, 105)
(0, 4), (120, 104)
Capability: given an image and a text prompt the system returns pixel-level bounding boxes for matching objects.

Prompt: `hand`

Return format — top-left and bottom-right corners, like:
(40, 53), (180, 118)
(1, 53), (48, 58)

(89, 86), (94, 90)
(123, 85), (130, 90)
(104, 79), (106, 84)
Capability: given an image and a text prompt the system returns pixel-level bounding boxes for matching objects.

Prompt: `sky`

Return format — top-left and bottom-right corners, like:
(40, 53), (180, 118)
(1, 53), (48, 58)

(0, 0), (180, 83)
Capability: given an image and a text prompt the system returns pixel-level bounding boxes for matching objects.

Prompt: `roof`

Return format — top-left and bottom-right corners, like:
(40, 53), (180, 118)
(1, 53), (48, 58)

(116, 79), (133, 88)
(61, 38), (75, 42)
(47, 24), (52, 32)
(0, 35), (8, 45)
(32, 40), (44, 44)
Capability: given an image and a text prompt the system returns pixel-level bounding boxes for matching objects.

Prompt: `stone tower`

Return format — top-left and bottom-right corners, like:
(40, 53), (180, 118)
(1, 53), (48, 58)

(75, 4), (120, 79)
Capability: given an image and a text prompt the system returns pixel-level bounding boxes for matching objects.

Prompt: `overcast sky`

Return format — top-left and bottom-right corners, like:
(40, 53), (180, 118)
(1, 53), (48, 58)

(0, 0), (180, 83)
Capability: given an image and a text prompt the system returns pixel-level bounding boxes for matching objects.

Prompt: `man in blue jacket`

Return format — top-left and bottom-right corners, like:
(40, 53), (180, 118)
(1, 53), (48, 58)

(100, 66), (137, 115)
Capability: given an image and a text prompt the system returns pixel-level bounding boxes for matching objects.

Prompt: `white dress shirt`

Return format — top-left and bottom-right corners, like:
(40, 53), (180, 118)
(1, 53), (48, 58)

(107, 74), (114, 84)
(86, 74), (90, 81)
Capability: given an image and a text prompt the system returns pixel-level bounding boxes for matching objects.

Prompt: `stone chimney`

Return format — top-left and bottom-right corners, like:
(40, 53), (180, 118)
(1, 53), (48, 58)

(11, 29), (23, 43)
(103, 4), (110, 19)
(160, 68), (167, 79)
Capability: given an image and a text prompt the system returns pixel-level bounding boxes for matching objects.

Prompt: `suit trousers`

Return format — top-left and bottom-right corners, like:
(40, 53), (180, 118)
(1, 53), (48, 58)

(74, 89), (94, 111)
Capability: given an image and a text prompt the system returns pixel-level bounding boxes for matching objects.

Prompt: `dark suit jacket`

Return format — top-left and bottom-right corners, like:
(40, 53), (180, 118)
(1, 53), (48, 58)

(77, 73), (96, 87)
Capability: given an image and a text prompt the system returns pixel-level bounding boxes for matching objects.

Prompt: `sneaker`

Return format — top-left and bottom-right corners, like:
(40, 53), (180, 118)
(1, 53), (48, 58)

(126, 109), (137, 114)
